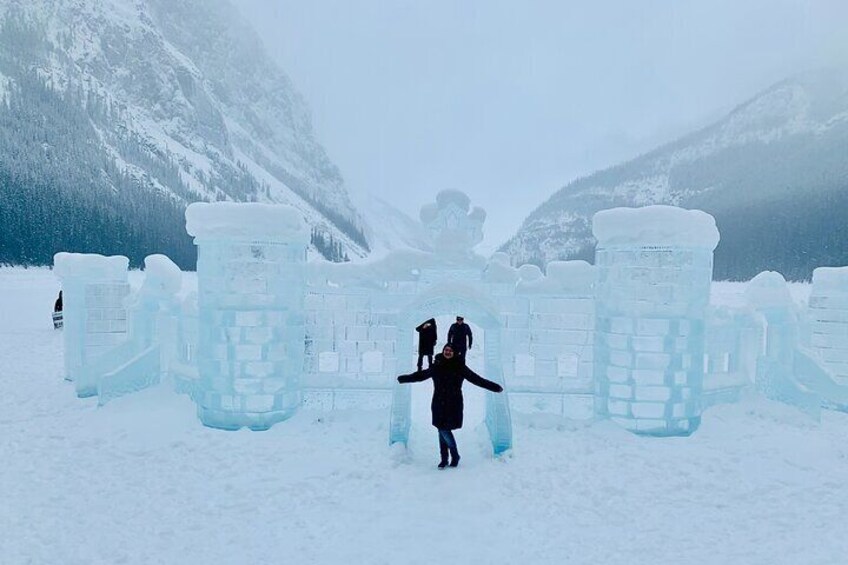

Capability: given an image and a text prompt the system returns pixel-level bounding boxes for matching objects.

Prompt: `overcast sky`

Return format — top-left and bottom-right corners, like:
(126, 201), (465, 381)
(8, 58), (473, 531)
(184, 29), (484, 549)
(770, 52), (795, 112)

(237, 0), (848, 252)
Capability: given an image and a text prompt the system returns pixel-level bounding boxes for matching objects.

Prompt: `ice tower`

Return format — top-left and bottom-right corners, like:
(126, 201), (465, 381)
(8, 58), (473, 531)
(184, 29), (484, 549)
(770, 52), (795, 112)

(53, 253), (130, 398)
(186, 203), (309, 430)
(592, 206), (719, 436)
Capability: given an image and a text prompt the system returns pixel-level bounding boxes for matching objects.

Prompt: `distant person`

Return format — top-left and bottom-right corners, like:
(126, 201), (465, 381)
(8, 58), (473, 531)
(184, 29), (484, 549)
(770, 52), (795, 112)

(447, 316), (473, 362)
(397, 343), (502, 469)
(415, 318), (437, 371)
(52, 290), (63, 329)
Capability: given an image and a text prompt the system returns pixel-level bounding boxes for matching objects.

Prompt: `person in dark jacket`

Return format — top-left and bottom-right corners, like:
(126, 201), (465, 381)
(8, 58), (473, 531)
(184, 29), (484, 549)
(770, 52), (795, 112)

(415, 318), (438, 371)
(397, 343), (503, 469)
(447, 316), (473, 363)
(54, 290), (63, 313)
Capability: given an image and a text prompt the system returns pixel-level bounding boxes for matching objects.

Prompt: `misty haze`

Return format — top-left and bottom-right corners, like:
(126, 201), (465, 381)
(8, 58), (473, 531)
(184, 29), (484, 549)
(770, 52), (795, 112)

(1, 2), (848, 564)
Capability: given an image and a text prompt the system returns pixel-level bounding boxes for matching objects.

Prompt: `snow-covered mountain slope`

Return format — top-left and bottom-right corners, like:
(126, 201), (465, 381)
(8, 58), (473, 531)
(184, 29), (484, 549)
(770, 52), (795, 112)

(0, 0), (369, 267)
(352, 192), (431, 258)
(502, 71), (848, 280)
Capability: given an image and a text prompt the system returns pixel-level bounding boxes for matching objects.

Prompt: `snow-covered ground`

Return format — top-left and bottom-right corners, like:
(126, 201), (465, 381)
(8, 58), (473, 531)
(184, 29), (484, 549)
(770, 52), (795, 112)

(1, 268), (847, 565)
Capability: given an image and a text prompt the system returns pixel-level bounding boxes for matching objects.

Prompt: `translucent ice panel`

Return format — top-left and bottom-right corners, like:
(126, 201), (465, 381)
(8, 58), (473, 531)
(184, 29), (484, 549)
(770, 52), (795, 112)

(319, 352), (340, 372)
(514, 354), (535, 377)
(361, 351), (384, 373)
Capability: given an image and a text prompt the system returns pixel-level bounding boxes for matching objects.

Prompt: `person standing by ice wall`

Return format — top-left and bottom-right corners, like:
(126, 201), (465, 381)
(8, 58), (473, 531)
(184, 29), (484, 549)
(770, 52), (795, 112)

(415, 318), (437, 371)
(53, 290), (63, 329)
(185, 202), (309, 431)
(398, 344), (503, 468)
(592, 206), (719, 436)
(448, 315), (473, 363)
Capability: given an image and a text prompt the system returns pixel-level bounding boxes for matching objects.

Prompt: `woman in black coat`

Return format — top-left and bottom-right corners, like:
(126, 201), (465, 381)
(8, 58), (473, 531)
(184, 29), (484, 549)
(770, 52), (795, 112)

(397, 343), (503, 469)
(415, 318), (438, 370)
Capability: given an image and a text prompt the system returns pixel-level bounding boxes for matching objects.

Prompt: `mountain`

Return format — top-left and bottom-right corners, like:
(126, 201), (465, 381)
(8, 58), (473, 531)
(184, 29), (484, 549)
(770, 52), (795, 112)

(352, 192), (431, 257)
(0, 0), (369, 268)
(501, 71), (848, 281)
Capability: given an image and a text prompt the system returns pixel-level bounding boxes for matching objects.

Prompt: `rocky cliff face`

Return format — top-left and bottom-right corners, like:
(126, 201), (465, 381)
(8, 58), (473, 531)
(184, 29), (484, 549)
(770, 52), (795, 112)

(502, 71), (848, 280)
(0, 0), (368, 267)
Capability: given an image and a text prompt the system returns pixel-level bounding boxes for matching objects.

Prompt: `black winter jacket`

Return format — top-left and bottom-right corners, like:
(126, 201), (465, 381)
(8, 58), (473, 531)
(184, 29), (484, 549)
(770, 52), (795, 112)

(415, 318), (438, 355)
(448, 322), (473, 351)
(397, 353), (503, 430)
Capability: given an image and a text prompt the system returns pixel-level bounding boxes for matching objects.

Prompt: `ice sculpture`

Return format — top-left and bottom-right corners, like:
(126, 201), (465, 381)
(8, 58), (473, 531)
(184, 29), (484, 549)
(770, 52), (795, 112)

(95, 255), (182, 405)
(701, 306), (761, 408)
(592, 206), (719, 436)
(53, 253), (130, 398)
(379, 191), (513, 454)
(419, 189), (485, 251)
(808, 267), (848, 386)
(60, 192), (844, 441)
(746, 271), (820, 419)
(171, 291), (200, 396)
(185, 202), (309, 431)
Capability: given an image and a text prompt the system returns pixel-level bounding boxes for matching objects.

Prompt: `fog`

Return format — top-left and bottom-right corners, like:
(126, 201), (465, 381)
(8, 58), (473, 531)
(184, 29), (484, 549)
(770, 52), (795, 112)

(237, 0), (848, 251)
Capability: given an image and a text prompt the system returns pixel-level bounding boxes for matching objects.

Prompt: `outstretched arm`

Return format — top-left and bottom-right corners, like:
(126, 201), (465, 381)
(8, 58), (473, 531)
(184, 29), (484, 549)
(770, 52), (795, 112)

(397, 368), (433, 384)
(462, 366), (502, 393)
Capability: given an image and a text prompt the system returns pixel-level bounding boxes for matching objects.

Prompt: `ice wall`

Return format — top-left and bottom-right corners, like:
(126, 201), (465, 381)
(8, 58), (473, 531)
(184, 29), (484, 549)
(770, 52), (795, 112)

(808, 267), (848, 386)
(592, 206), (719, 436)
(747, 271), (820, 418)
(53, 253), (130, 398)
(96, 255), (182, 405)
(186, 203), (309, 430)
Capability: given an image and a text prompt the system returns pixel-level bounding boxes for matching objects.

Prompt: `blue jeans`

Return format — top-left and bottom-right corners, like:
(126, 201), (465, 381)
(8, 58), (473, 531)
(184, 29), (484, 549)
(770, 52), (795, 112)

(438, 429), (458, 462)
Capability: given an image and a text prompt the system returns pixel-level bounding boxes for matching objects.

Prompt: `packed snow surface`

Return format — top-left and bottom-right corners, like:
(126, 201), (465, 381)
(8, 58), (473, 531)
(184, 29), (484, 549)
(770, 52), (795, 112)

(592, 205), (720, 249)
(2, 268), (847, 564)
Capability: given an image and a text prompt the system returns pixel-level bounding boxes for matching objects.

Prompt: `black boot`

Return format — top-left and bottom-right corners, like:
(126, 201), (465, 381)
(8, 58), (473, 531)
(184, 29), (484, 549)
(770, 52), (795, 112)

(449, 446), (460, 468)
(438, 438), (449, 469)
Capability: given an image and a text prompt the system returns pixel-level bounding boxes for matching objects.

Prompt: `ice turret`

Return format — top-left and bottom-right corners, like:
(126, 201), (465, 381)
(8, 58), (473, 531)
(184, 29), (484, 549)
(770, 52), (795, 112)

(592, 206), (719, 436)
(186, 202), (309, 430)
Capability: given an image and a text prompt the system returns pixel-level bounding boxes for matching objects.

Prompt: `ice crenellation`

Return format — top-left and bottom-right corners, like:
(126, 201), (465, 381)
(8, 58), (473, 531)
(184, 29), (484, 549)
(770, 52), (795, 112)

(54, 191), (848, 450)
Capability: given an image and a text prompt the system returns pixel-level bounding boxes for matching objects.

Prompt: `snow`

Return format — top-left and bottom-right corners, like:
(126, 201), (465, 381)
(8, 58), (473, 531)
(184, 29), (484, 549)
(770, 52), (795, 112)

(746, 270), (794, 309)
(141, 254), (182, 296)
(185, 202), (309, 242)
(53, 253), (129, 281)
(3, 268), (848, 564)
(812, 265), (848, 287)
(592, 205), (720, 249)
(517, 260), (594, 294)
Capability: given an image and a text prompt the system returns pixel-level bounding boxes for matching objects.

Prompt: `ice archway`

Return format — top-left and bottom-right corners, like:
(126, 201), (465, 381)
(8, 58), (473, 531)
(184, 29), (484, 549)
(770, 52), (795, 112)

(390, 284), (513, 454)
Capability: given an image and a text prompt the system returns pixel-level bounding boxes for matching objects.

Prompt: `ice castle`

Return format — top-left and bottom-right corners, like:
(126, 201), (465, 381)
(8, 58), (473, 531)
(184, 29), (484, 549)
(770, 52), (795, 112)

(54, 190), (848, 452)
